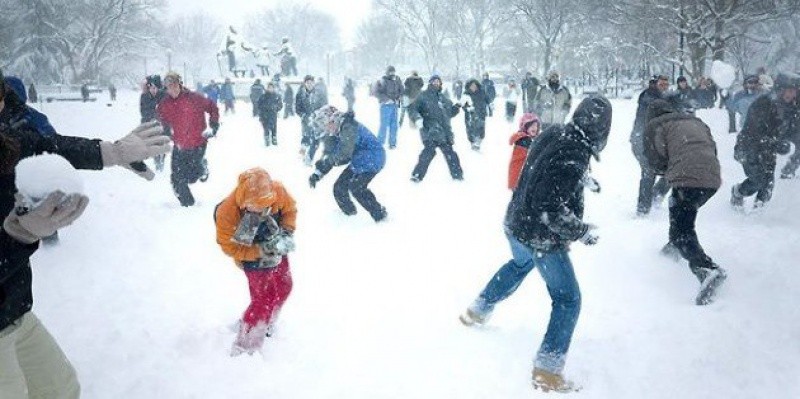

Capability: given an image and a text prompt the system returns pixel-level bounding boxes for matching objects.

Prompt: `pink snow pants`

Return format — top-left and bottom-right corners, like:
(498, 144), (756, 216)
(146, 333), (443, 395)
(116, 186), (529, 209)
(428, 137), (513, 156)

(242, 256), (293, 331)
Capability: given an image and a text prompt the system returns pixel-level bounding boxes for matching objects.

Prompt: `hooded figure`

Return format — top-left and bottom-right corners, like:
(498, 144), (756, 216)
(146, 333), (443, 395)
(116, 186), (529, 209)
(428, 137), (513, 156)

(463, 78), (487, 150)
(214, 167), (296, 356)
(460, 96), (612, 394)
(2, 76), (56, 137)
(508, 113), (541, 189)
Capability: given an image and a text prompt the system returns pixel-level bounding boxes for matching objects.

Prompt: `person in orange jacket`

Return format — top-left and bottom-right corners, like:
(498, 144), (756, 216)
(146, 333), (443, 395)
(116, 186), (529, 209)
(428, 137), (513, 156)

(508, 113), (541, 190)
(214, 167), (296, 356)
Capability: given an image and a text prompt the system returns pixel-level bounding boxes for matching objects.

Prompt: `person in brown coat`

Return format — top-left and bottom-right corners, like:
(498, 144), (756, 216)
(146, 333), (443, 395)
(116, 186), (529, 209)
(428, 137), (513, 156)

(644, 99), (727, 305)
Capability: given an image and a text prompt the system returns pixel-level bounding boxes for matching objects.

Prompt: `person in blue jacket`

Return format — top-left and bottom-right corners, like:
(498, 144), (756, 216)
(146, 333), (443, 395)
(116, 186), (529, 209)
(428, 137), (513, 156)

(3, 76), (56, 137)
(308, 105), (387, 222)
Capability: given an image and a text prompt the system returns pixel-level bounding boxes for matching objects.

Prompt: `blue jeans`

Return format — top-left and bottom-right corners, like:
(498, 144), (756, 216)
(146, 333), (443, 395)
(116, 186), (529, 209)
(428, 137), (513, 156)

(472, 233), (581, 374)
(377, 103), (399, 147)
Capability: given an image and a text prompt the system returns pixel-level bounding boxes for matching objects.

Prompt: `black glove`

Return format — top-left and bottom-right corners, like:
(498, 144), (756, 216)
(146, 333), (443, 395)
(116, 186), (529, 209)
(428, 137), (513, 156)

(209, 120), (220, 135)
(309, 171), (322, 188)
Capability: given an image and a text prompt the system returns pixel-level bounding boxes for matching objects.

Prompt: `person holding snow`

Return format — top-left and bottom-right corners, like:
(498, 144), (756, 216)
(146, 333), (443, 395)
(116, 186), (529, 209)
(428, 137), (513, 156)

(214, 167), (296, 356)
(459, 96), (612, 393)
(1, 69), (171, 398)
(308, 105), (387, 222)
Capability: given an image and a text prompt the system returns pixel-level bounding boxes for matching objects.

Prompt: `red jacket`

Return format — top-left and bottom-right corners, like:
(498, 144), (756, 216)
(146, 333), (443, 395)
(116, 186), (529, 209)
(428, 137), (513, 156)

(508, 113), (541, 190)
(157, 89), (219, 150)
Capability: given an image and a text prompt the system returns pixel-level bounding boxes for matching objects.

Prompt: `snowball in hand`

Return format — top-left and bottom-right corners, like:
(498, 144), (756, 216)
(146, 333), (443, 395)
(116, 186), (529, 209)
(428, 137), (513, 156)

(15, 154), (84, 201)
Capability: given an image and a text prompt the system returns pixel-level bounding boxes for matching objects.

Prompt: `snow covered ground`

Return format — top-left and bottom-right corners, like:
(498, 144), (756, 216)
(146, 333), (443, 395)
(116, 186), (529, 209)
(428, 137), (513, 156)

(25, 87), (800, 398)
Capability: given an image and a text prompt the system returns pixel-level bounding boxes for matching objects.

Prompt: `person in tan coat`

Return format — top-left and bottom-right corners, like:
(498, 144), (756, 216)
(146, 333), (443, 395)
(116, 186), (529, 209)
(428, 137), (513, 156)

(644, 99), (727, 305)
(214, 167), (296, 355)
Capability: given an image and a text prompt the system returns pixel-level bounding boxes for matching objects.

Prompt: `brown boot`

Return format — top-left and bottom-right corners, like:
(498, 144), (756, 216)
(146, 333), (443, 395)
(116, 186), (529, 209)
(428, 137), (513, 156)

(532, 368), (581, 393)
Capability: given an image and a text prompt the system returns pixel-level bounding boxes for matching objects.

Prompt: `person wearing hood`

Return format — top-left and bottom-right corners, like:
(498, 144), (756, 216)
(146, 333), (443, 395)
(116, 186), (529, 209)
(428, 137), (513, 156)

(214, 167), (296, 356)
(140, 75), (167, 172)
(308, 105), (387, 222)
(459, 96), (612, 393)
(463, 78), (487, 151)
(1, 69), (170, 398)
(643, 99), (726, 305)
(534, 71), (572, 128)
(732, 73), (799, 207)
(410, 75), (464, 182)
(507, 113), (540, 190)
(631, 75), (671, 216)
(3, 76), (56, 138)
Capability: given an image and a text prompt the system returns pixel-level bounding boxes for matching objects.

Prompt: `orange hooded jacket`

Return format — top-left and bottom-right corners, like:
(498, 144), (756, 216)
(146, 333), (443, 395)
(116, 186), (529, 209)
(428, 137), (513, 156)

(215, 168), (297, 266)
(508, 113), (541, 190)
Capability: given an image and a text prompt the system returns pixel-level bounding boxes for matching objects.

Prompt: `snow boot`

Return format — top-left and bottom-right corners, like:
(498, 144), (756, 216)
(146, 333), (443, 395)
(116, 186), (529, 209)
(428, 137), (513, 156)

(532, 368), (581, 393)
(230, 322), (269, 357)
(730, 184), (744, 209)
(459, 307), (489, 327)
(696, 267), (727, 306)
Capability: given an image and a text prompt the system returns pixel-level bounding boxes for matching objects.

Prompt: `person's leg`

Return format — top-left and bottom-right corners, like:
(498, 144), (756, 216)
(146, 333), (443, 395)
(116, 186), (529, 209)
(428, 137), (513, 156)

(267, 257), (293, 327)
(0, 320), (31, 398)
(349, 171), (386, 221)
(636, 162), (657, 215)
(260, 118), (271, 146)
(411, 142), (437, 181)
(533, 250), (581, 376)
(470, 233), (537, 317)
(333, 168), (358, 215)
(388, 104), (399, 148)
(377, 103), (390, 146)
(668, 188), (718, 280)
(170, 149), (195, 206)
(268, 113), (278, 145)
(14, 313), (81, 399)
(440, 143), (464, 179)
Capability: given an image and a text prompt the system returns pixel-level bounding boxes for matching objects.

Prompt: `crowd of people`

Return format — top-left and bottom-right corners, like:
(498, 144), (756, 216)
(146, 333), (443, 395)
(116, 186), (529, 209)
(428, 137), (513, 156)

(1, 57), (798, 397)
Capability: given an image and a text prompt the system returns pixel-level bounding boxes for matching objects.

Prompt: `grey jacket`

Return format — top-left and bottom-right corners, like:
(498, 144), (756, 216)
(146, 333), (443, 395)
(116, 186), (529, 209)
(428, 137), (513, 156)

(644, 100), (721, 189)
(535, 84), (572, 125)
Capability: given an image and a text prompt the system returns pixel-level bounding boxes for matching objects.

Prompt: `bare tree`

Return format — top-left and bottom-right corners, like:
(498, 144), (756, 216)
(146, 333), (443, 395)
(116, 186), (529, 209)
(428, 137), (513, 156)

(354, 14), (404, 76)
(163, 12), (223, 82)
(441, 0), (512, 77)
(374, 0), (449, 73)
(511, 0), (587, 76)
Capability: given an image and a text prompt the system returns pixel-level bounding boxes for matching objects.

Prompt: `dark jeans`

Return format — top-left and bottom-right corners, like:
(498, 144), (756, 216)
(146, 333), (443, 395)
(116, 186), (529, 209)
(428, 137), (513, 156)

(333, 168), (385, 221)
(260, 113), (278, 144)
(668, 187), (718, 279)
(738, 158), (775, 203)
(411, 141), (463, 181)
(465, 115), (485, 144)
(727, 108), (737, 133)
(171, 145), (207, 207)
(634, 150), (670, 214)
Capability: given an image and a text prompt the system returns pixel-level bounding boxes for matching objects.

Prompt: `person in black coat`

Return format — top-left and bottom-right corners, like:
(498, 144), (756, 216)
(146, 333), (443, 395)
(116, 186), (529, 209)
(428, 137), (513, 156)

(256, 82), (283, 146)
(295, 75), (327, 165)
(1, 70), (170, 397)
(459, 96), (612, 393)
(343, 77), (356, 112)
(410, 75), (463, 182)
(481, 72), (496, 117)
(463, 78), (487, 150)
(521, 72), (540, 113)
(283, 83), (295, 119)
(630, 75), (670, 216)
(140, 75), (167, 171)
(731, 73), (799, 209)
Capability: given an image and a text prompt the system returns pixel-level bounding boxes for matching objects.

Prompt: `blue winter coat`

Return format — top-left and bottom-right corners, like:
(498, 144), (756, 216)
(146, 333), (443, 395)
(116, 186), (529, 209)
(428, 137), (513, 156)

(316, 115), (385, 175)
(220, 83), (235, 102)
(4, 77), (56, 137)
(203, 84), (221, 102)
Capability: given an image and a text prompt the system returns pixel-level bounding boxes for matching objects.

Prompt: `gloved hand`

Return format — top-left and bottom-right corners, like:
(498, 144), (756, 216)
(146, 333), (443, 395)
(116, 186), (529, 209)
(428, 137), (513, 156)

(2, 192), (89, 244)
(578, 224), (599, 246)
(270, 232), (295, 255)
(100, 121), (172, 168)
(309, 171), (322, 188)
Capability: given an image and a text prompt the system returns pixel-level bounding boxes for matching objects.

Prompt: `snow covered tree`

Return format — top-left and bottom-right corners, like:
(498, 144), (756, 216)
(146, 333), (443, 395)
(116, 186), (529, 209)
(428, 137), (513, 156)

(441, 0), (512, 77)
(354, 13), (404, 76)
(373, 0), (450, 73)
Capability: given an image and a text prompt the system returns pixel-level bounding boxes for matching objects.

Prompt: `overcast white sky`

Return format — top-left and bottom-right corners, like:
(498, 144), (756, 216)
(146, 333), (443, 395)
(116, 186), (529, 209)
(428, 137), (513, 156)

(166, 0), (372, 48)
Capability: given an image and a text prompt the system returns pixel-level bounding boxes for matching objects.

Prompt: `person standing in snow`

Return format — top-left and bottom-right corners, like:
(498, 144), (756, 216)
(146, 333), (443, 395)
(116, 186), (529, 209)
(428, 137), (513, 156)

(27, 83), (38, 104)
(630, 75), (670, 216)
(507, 113), (541, 190)
(731, 73), (798, 209)
(108, 83), (117, 102)
(343, 77), (356, 112)
(504, 79), (521, 123)
(534, 71), (572, 129)
(459, 96), (612, 393)
(283, 83), (295, 119)
(296, 75), (327, 165)
(80, 83), (90, 102)
(220, 77), (236, 114)
(214, 167), (296, 356)
(375, 66), (404, 149)
(481, 72), (496, 117)
(157, 72), (220, 207)
(410, 75), (464, 182)
(256, 82), (283, 146)
(402, 71), (425, 127)
(693, 77), (717, 109)
(463, 78), (488, 151)
(643, 99), (727, 305)
(140, 75), (168, 172)
(308, 105), (388, 222)
(452, 79), (464, 101)
(521, 71), (540, 113)
(1, 69), (171, 397)
(249, 78), (266, 117)
(727, 75), (765, 133)
(202, 80), (221, 104)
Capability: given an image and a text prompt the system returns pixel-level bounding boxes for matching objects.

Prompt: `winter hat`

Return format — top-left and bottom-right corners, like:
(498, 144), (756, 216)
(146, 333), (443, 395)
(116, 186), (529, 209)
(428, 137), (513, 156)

(146, 75), (162, 89)
(303, 75), (315, 83)
(386, 65), (396, 74)
(429, 74), (441, 84)
(677, 76), (687, 84)
(312, 105), (344, 136)
(4, 76), (27, 103)
(234, 167), (276, 212)
(518, 112), (540, 134)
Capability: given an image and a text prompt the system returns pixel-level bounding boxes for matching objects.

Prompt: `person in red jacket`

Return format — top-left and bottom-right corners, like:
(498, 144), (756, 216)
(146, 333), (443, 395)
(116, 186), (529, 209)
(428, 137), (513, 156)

(157, 72), (220, 207)
(508, 113), (541, 190)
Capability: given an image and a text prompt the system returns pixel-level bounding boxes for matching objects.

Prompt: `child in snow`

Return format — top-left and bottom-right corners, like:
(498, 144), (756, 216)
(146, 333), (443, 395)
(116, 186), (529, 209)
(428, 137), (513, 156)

(508, 113), (541, 190)
(214, 167), (296, 356)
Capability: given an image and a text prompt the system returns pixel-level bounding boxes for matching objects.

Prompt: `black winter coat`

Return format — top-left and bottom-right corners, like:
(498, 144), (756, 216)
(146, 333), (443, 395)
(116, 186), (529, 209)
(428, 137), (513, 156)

(295, 87), (325, 118)
(140, 90), (165, 123)
(630, 87), (664, 157)
(412, 86), (460, 144)
(0, 92), (104, 331)
(464, 80), (488, 120)
(256, 91), (283, 118)
(404, 76), (425, 100)
(734, 94), (795, 167)
(505, 100), (610, 251)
